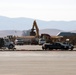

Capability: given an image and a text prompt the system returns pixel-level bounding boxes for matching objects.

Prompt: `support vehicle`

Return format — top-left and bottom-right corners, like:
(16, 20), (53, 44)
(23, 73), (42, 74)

(42, 42), (74, 50)
(0, 38), (15, 50)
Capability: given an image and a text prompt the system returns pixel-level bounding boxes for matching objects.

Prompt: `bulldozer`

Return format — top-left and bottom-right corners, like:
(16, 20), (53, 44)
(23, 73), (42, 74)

(30, 20), (39, 38)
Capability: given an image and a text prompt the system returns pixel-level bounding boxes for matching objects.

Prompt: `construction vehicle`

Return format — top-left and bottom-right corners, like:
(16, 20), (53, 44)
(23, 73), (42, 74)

(30, 21), (54, 44)
(29, 20), (39, 44)
(30, 20), (39, 38)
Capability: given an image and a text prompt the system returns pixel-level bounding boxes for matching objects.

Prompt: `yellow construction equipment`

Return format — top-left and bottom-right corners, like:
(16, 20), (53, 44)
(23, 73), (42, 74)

(30, 20), (39, 37)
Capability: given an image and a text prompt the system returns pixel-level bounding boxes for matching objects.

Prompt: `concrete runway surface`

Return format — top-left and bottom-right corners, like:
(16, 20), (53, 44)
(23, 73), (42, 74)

(0, 51), (76, 75)
(15, 45), (76, 51)
(15, 45), (42, 50)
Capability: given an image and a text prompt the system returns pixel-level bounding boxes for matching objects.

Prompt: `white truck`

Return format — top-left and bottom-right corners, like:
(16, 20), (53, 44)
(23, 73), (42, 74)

(0, 38), (15, 50)
(39, 38), (46, 45)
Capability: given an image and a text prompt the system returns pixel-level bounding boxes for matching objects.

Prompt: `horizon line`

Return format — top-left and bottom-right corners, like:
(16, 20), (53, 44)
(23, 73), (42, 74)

(0, 15), (76, 22)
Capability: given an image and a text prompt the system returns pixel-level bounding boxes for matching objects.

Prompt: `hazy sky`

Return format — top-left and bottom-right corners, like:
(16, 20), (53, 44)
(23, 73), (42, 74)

(0, 0), (76, 21)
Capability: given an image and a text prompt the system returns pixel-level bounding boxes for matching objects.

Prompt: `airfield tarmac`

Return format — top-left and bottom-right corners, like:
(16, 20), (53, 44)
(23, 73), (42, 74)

(15, 45), (76, 51)
(0, 45), (76, 75)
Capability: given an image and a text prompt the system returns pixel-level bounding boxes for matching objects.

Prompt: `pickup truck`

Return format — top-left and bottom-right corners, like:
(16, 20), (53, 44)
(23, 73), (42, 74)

(42, 42), (74, 50)
(0, 38), (15, 50)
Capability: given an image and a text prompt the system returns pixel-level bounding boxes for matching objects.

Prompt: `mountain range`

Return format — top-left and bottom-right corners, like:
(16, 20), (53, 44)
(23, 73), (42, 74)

(0, 16), (76, 37)
(0, 16), (76, 31)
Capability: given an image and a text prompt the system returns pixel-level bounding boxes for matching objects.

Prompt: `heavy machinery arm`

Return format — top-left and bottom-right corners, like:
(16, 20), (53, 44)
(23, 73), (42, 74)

(30, 20), (39, 37)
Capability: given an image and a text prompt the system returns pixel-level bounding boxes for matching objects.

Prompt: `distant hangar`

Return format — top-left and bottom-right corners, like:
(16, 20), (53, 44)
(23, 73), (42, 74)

(57, 32), (76, 37)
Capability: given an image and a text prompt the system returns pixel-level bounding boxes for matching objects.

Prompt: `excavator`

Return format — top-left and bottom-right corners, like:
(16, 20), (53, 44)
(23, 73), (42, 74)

(30, 20), (39, 38)
(30, 20), (52, 44)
